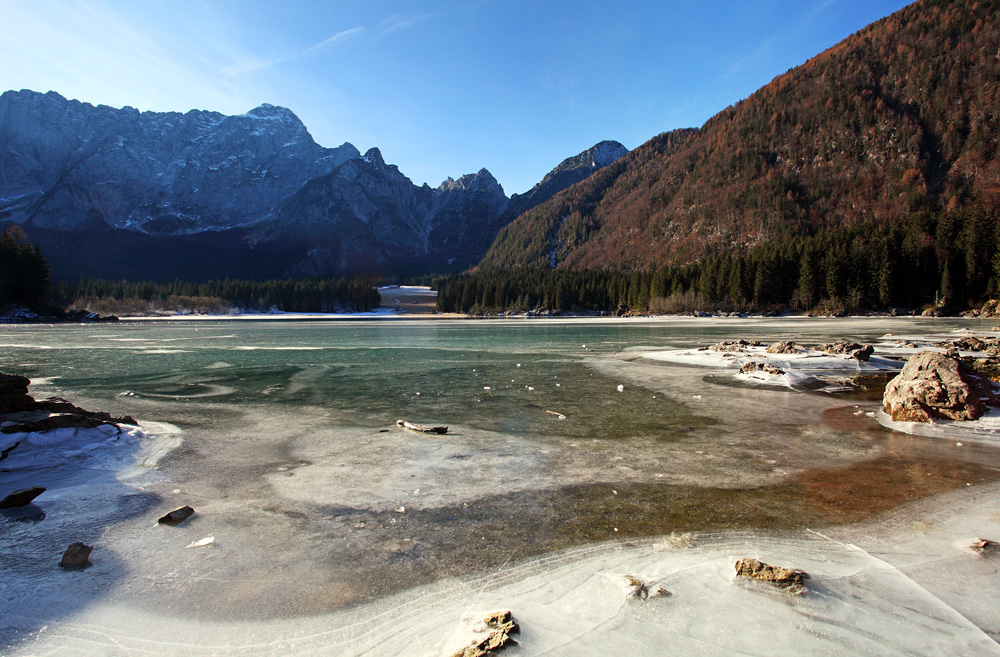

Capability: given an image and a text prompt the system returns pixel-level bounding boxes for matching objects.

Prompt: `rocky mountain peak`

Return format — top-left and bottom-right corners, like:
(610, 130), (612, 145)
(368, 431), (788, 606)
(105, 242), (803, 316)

(0, 89), (357, 233)
(362, 147), (386, 168)
(438, 168), (503, 195)
(243, 103), (308, 130)
(500, 139), (629, 223)
(589, 140), (629, 168)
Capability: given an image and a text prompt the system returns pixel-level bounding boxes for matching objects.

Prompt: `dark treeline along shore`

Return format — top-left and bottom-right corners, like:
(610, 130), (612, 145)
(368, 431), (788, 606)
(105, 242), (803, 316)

(62, 277), (381, 316)
(0, 226), (50, 310)
(1, 225), (379, 317)
(437, 207), (1000, 316)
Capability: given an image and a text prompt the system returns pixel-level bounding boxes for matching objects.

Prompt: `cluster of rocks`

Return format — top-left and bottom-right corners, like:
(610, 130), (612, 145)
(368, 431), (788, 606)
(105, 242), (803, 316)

(1, 373), (148, 569)
(942, 336), (1000, 355)
(961, 300), (1000, 319)
(623, 574), (671, 600)
(814, 342), (874, 361)
(709, 339), (763, 353)
(0, 373), (136, 436)
(739, 362), (786, 376)
(0, 308), (119, 324)
(61, 310), (120, 323)
(883, 351), (998, 422)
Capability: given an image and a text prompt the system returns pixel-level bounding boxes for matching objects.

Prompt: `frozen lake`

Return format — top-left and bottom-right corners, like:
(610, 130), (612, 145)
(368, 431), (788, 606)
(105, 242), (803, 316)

(3, 316), (1000, 655)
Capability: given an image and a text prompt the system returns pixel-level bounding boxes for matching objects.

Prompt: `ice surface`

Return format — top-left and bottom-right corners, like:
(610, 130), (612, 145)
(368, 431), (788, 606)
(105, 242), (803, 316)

(6, 492), (1000, 655)
(4, 317), (1000, 655)
(877, 407), (1000, 444)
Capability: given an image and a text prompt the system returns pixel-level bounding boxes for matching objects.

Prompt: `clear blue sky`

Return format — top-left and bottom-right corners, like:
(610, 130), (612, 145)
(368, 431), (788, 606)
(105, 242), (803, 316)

(1, 0), (912, 195)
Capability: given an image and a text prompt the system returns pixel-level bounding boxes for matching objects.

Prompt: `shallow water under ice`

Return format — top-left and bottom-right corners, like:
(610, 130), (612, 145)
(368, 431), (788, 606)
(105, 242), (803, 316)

(2, 316), (1000, 655)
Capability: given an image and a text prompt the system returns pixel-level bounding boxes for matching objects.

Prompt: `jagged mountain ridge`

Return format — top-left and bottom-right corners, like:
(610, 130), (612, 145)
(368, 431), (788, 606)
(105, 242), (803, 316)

(0, 89), (359, 233)
(0, 89), (627, 277)
(254, 148), (509, 275)
(479, 0), (1000, 271)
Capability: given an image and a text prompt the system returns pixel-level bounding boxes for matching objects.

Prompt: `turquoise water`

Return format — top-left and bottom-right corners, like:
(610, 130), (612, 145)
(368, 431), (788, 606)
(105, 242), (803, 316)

(4, 319), (715, 437)
(2, 317), (999, 618)
(0, 316), (961, 432)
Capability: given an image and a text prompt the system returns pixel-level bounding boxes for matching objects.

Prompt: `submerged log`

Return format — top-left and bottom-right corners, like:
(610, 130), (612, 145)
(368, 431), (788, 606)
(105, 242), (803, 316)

(396, 419), (448, 434)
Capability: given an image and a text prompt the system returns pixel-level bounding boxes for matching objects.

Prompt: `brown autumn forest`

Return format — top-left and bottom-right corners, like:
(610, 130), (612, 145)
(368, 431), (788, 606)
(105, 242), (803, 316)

(478, 0), (1000, 273)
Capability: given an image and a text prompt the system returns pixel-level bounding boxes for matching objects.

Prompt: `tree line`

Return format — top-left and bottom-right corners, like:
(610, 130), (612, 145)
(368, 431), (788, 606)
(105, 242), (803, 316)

(0, 226), (51, 310)
(61, 276), (381, 315)
(439, 208), (999, 315)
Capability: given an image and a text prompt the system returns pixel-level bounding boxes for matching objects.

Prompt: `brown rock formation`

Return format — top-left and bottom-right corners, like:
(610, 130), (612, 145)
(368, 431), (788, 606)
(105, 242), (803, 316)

(452, 610), (519, 657)
(734, 557), (808, 594)
(739, 361), (786, 376)
(766, 341), (798, 354)
(883, 351), (986, 422)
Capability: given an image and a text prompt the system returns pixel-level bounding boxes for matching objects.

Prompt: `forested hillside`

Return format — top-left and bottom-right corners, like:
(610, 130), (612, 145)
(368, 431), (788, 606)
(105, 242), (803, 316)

(479, 0), (1000, 271)
(442, 207), (998, 314)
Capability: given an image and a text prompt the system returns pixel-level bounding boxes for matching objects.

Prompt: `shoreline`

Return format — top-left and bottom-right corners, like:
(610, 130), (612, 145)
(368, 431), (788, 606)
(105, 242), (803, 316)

(103, 313), (1000, 324)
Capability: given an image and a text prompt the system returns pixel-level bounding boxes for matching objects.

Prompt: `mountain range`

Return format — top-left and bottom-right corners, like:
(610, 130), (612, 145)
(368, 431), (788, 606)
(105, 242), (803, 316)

(3, 0), (998, 284)
(0, 88), (627, 279)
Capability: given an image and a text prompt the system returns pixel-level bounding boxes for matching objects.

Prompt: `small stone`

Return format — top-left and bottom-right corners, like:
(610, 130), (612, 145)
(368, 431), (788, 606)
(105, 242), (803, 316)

(735, 557), (808, 594)
(452, 611), (519, 657)
(623, 575), (648, 599)
(158, 505), (195, 524)
(59, 542), (93, 568)
(0, 485), (46, 508)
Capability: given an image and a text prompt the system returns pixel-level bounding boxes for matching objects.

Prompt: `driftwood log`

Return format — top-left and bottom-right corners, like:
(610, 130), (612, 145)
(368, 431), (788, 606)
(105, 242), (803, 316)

(396, 419), (448, 434)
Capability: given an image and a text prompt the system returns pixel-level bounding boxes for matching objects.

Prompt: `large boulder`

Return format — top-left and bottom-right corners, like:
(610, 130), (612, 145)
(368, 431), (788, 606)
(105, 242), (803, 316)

(883, 351), (986, 422)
